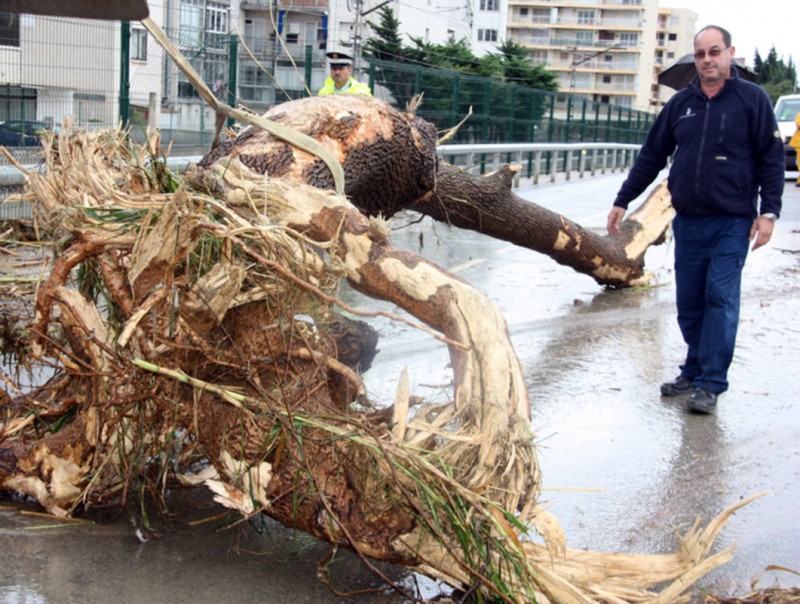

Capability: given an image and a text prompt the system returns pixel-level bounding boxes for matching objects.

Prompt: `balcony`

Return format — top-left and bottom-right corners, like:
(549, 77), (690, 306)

(549, 57), (639, 72)
(241, 0), (328, 10)
(242, 36), (327, 62)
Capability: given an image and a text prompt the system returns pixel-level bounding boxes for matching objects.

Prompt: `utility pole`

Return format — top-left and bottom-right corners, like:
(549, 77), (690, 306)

(352, 0), (364, 73)
(352, 0), (392, 73)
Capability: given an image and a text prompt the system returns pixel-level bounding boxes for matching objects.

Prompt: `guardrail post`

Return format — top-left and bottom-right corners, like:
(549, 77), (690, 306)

(566, 149), (573, 181)
(229, 35), (240, 125)
(549, 150), (558, 183)
(534, 150), (542, 185)
(119, 21), (131, 128)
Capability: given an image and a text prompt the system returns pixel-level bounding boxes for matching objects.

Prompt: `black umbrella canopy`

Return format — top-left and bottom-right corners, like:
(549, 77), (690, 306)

(658, 52), (758, 90)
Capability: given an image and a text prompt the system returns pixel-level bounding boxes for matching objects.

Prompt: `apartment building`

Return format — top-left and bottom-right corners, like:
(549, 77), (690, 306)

(1, 9), (164, 128)
(471, 0), (508, 56)
(652, 6), (697, 109)
(1, 0), (696, 136)
(506, 0), (696, 111)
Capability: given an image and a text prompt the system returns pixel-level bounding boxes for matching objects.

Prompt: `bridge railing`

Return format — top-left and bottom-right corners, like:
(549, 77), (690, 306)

(437, 142), (642, 187)
(1, 143), (642, 219)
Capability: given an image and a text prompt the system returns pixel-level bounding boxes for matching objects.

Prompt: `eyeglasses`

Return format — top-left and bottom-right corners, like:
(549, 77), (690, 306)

(694, 47), (725, 60)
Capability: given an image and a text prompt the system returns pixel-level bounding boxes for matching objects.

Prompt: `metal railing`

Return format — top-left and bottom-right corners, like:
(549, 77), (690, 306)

(1, 142), (640, 221)
(438, 141), (641, 186)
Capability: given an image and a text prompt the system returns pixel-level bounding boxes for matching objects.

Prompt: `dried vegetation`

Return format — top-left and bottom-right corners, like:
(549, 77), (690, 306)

(0, 126), (767, 602)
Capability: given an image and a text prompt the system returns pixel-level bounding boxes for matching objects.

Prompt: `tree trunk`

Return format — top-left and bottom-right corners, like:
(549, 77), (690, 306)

(0, 111), (745, 604)
(199, 95), (673, 288)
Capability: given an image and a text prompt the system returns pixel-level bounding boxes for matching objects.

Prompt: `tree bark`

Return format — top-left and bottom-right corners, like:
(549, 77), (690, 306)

(413, 162), (673, 288)
(0, 118), (749, 604)
(199, 95), (673, 288)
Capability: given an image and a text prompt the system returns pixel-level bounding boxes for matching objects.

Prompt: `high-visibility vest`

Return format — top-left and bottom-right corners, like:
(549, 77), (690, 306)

(317, 77), (372, 97)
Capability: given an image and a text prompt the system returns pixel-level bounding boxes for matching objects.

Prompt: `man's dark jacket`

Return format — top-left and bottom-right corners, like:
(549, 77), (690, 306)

(614, 70), (784, 218)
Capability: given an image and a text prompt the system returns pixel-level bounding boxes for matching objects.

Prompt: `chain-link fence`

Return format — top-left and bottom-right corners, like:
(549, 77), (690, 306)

(367, 59), (655, 146)
(1, 12), (655, 168)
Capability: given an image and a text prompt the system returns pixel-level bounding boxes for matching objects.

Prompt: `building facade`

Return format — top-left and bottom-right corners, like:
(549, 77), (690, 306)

(505, 0), (696, 111)
(652, 7), (697, 109)
(0, 0), (697, 137)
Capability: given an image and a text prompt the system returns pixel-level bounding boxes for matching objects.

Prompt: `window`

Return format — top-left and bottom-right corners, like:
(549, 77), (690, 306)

(573, 73), (590, 88)
(180, 0), (229, 48)
(575, 31), (593, 45)
(178, 56), (203, 98)
(206, 3), (229, 34)
(618, 32), (638, 47)
(602, 74), (612, 83)
(480, 0), (499, 11)
(477, 29), (498, 42)
(245, 18), (270, 54)
(317, 21), (326, 49)
(205, 55), (228, 98)
(286, 33), (298, 44)
(180, 0), (204, 46)
(132, 28), (147, 61)
(205, 2), (229, 49)
(530, 28), (549, 44)
(0, 11), (20, 47)
(520, 8), (528, 16)
(668, 33), (677, 41)
(0, 85), (37, 122)
(304, 21), (317, 47)
(577, 10), (595, 25)
(532, 8), (550, 24)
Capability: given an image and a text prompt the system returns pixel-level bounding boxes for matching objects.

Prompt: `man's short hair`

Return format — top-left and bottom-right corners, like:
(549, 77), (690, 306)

(694, 25), (732, 48)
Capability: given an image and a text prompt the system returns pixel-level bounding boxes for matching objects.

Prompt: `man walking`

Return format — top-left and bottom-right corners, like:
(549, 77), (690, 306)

(607, 25), (784, 414)
(317, 51), (372, 97)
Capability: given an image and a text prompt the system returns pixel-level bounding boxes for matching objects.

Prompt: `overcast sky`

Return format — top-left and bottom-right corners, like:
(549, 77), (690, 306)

(661, 0), (798, 68)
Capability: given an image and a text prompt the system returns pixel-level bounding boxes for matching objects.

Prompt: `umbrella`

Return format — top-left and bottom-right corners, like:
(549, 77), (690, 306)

(658, 53), (758, 90)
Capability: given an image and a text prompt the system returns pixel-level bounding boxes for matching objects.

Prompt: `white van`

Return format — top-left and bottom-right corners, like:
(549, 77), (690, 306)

(774, 94), (800, 171)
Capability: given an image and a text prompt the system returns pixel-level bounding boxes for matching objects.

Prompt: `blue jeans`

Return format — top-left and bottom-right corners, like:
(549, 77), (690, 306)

(672, 214), (751, 394)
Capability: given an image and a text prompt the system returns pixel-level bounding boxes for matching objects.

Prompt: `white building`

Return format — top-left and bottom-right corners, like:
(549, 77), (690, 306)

(505, 0), (697, 111)
(0, 0), (698, 137)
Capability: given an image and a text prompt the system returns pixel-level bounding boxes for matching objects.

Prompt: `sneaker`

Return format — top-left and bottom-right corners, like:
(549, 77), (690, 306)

(687, 388), (718, 415)
(660, 375), (693, 397)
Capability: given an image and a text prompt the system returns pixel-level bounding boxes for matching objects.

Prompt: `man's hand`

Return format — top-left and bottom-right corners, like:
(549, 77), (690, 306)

(749, 215), (775, 251)
(607, 206), (626, 237)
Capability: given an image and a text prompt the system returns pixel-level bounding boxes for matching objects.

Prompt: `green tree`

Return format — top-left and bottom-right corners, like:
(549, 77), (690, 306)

(406, 35), (483, 73)
(364, 6), (404, 62)
(364, 7), (557, 90)
(753, 46), (798, 103)
(492, 40), (558, 91)
(362, 7), (562, 143)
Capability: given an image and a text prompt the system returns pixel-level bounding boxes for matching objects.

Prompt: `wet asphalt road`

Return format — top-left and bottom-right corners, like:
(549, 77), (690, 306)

(356, 171), (800, 599)
(2, 171), (799, 603)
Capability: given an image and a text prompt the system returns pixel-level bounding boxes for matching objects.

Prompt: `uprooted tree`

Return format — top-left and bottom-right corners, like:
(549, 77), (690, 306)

(198, 95), (673, 289)
(0, 96), (755, 603)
